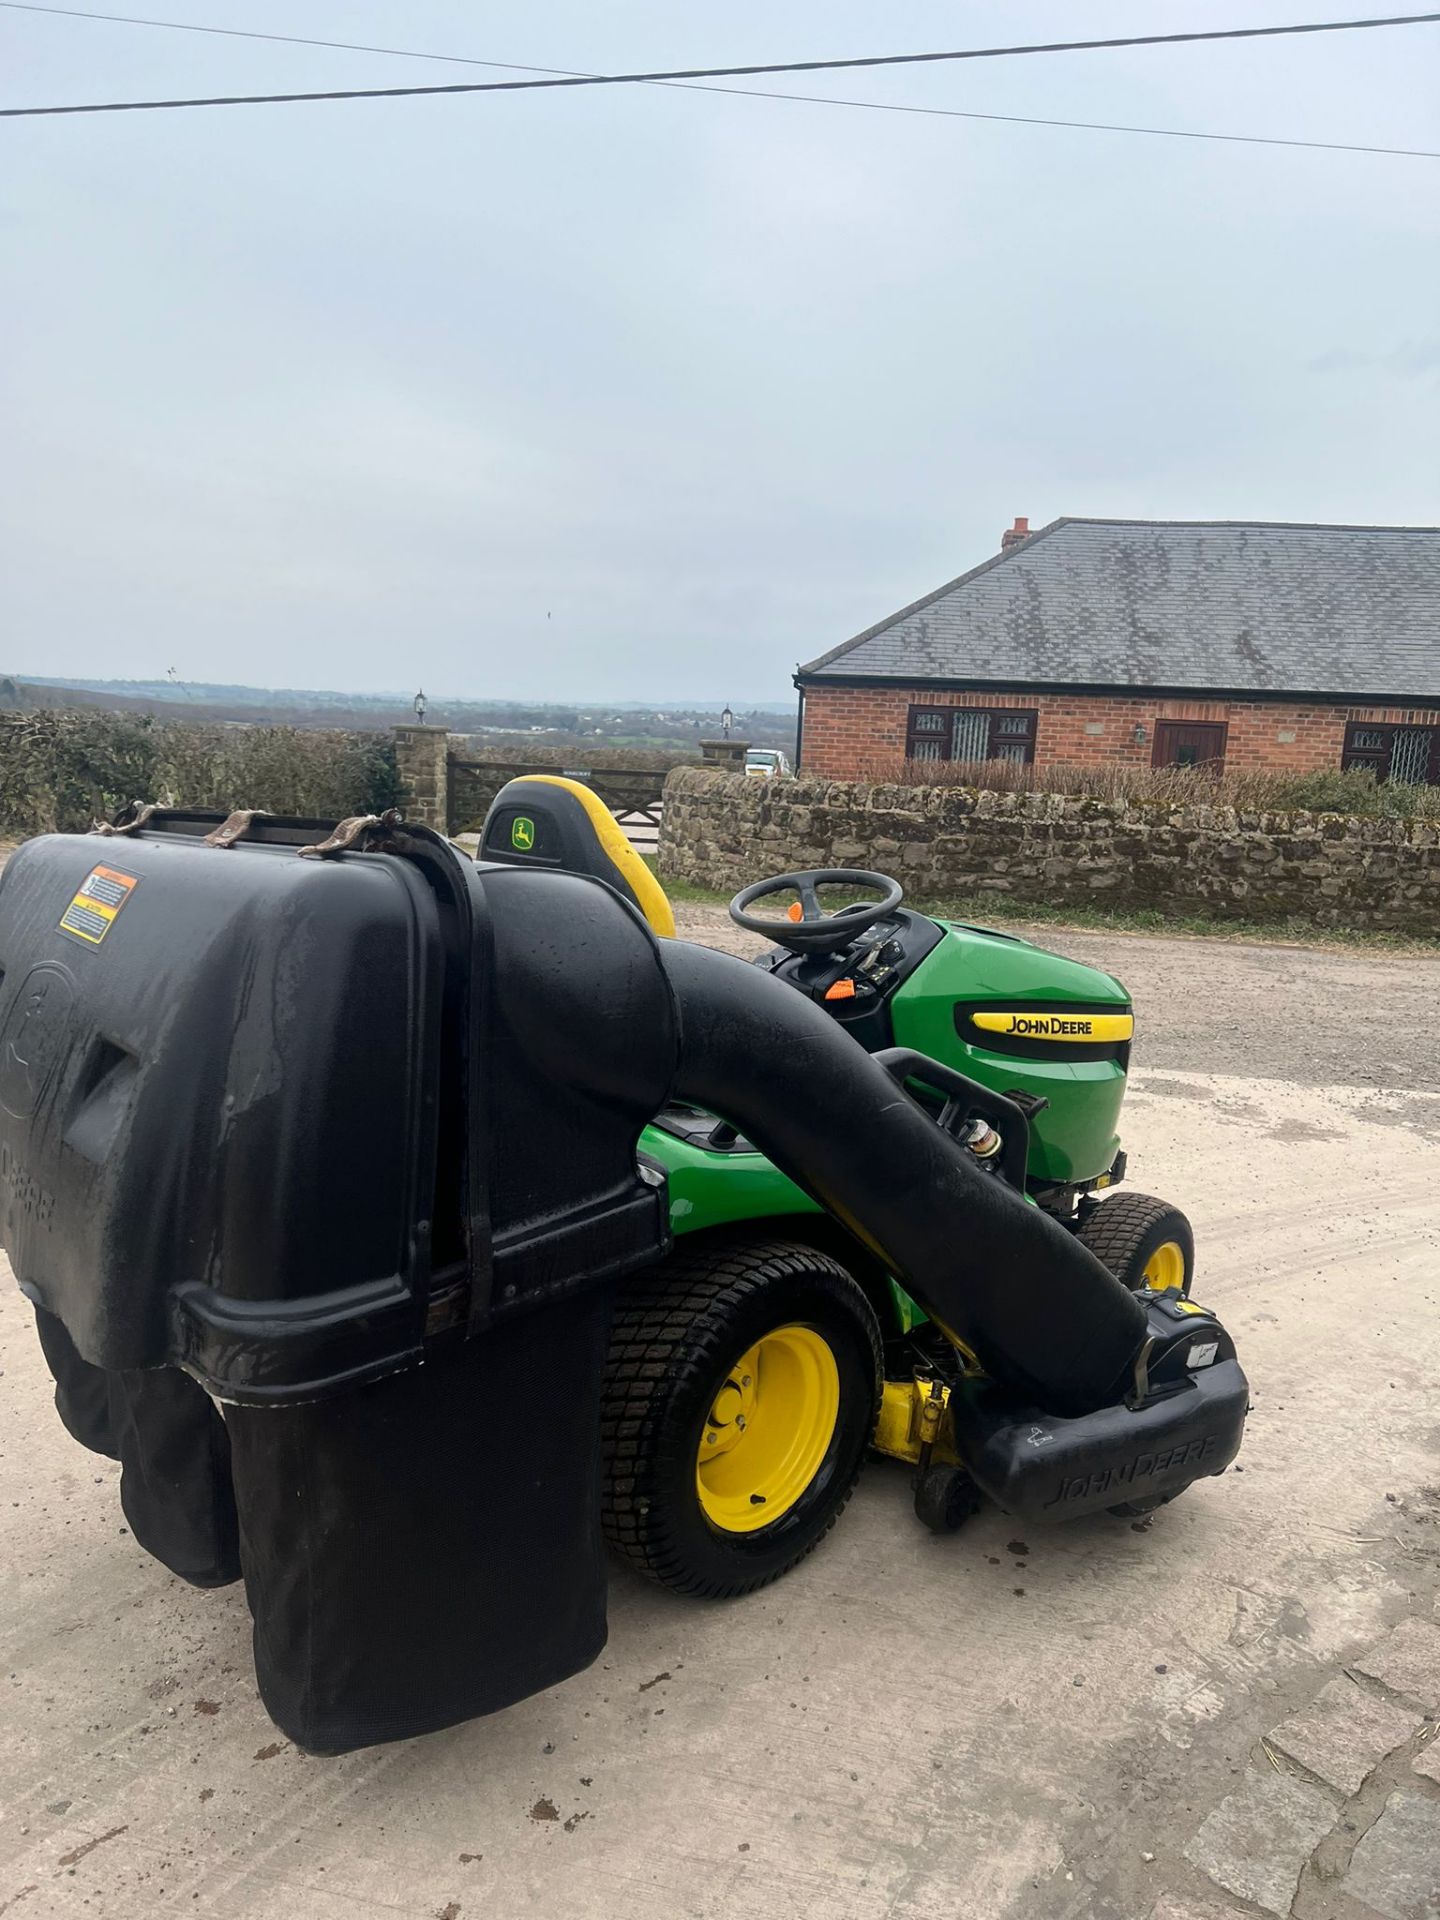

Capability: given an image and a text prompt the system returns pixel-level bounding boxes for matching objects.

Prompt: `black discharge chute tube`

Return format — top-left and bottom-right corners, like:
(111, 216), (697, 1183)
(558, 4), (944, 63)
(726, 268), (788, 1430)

(659, 938), (1147, 1416)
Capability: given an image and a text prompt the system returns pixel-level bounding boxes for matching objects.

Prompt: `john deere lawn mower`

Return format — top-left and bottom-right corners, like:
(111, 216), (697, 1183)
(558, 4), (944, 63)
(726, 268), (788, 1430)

(0, 794), (1246, 1754)
(481, 778), (1233, 1592)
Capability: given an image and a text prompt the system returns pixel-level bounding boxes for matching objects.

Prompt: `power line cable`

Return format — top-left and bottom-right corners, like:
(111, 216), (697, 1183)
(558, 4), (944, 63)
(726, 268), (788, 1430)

(723, 89), (1440, 157)
(2, 1), (1437, 157)
(2, 10), (1439, 119)
(0, 1), (585, 75)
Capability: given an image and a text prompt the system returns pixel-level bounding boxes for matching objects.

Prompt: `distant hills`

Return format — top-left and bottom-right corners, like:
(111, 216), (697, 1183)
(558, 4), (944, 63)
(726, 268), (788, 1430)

(19, 676), (794, 714)
(4, 676), (796, 753)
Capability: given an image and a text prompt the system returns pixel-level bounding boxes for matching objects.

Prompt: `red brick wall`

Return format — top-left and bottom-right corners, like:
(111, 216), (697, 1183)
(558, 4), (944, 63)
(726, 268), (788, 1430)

(798, 684), (1440, 778)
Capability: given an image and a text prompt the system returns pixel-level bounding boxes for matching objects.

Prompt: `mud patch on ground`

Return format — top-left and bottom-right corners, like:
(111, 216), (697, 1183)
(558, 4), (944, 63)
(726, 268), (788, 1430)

(55, 1826), (127, 1869)
(1268, 1117), (1346, 1142)
(1352, 1092), (1440, 1141)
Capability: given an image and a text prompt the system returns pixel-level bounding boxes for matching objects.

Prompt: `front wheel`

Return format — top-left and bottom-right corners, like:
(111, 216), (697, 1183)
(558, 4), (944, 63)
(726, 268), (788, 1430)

(1076, 1192), (1194, 1295)
(914, 1464), (981, 1536)
(600, 1239), (882, 1598)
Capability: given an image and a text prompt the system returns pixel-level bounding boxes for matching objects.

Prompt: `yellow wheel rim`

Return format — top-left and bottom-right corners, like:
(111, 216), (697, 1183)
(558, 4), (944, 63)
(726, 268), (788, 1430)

(695, 1324), (840, 1535)
(1142, 1240), (1187, 1291)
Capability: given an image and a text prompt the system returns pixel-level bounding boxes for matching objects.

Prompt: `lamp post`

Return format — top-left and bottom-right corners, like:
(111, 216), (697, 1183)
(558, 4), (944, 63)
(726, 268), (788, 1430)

(413, 688), (428, 726)
(720, 705), (734, 739)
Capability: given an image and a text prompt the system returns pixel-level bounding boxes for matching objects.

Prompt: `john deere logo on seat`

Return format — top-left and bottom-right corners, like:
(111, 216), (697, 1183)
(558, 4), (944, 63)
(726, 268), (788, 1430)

(511, 816), (535, 851)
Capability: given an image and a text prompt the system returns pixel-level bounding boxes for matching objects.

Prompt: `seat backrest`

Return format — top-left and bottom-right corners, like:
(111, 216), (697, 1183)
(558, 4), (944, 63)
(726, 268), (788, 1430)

(477, 776), (676, 937)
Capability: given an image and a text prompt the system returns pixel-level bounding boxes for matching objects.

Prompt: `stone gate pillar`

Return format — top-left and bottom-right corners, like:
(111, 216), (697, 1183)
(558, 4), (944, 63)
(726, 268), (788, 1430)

(394, 725), (451, 830)
(699, 737), (750, 772)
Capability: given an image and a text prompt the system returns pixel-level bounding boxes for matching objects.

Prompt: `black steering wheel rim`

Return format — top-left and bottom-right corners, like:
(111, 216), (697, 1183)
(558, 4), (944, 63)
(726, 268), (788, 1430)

(728, 868), (904, 952)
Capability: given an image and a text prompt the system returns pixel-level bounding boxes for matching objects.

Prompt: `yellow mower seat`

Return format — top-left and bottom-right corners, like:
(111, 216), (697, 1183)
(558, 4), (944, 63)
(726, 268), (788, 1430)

(477, 776), (676, 938)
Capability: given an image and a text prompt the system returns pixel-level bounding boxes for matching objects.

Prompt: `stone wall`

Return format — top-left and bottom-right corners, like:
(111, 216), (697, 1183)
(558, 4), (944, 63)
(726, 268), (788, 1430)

(658, 767), (1440, 934)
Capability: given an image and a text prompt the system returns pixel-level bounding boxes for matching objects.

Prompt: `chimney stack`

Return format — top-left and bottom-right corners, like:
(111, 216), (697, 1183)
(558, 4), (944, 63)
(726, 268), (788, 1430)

(1000, 516), (1030, 553)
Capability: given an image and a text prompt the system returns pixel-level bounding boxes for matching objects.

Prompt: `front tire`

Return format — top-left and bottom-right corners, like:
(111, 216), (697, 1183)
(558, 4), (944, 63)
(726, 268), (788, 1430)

(600, 1239), (882, 1598)
(1077, 1192), (1194, 1295)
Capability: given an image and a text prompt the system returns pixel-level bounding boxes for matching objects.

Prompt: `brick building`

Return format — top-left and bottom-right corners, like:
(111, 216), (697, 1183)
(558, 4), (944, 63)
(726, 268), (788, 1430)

(795, 518), (1440, 785)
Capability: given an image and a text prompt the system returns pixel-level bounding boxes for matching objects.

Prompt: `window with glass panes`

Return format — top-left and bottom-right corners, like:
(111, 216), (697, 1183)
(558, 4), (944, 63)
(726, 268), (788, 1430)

(905, 706), (1037, 764)
(1341, 721), (1440, 786)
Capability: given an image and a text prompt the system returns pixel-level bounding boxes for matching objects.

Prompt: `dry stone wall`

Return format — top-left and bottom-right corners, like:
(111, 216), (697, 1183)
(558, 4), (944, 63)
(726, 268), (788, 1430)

(658, 767), (1440, 935)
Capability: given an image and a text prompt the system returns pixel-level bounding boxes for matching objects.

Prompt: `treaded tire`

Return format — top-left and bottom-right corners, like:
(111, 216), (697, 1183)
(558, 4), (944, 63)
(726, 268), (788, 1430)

(600, 1238), (882, 1598)
(914, 1465), (981, 1536)
(1076, 1192), (1194, 1295)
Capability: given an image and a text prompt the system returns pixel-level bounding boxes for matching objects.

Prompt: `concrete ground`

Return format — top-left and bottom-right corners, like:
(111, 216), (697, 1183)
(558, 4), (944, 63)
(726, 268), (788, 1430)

(3, 913), (1439, 1920)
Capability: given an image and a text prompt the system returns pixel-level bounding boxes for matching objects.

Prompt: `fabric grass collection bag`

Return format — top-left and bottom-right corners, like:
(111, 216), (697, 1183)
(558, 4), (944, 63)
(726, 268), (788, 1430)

(33, 1300), (242, 1587)
(0, 812), (675, 1752)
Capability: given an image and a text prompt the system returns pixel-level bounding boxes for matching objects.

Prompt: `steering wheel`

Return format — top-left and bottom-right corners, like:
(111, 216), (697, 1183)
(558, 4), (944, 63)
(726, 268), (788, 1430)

(728, 868), (904, 953)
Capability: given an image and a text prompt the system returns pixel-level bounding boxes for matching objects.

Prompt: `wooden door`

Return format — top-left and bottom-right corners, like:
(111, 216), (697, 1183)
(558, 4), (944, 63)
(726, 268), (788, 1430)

(1152, 720), (1227, 769)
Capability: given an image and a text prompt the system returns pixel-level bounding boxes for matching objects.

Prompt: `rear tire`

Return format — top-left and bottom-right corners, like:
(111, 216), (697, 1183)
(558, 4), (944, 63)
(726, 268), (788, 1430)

(600, 1238), (882, 1598)
(1077, 1192), (1194, 1295)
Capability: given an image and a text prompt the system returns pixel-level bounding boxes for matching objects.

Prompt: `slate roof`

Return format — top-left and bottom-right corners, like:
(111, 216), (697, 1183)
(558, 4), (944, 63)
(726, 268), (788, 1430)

(799, 519), (1440, 700)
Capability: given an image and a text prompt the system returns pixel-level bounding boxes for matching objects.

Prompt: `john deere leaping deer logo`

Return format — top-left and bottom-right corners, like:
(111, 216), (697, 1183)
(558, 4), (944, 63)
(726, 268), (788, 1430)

(0, 963), (77, 1119)
(510, 816), (536, 852)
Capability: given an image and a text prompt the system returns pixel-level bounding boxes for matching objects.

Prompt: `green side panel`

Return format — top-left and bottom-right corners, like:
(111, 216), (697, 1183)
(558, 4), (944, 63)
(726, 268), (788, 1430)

(888, 1277), (922, 1334)
(644, 1128), (915, 1337)
(640, 1125), (822, 1237)
(641, 918), (1131, 1333)
(889, 921), (1129, 1185)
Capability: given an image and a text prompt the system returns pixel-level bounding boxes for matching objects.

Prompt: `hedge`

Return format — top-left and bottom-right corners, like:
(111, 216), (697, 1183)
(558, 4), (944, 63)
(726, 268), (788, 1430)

(0, 708), (400, 837)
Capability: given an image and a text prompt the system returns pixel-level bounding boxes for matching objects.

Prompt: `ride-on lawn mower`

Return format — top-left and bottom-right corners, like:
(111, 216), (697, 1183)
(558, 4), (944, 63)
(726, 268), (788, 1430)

(0, 791), (1246, 1753)
(481, 777), (1233, 1595)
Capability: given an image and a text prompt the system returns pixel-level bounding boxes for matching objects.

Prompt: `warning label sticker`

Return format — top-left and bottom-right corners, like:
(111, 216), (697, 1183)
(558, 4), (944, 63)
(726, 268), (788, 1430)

(59, 865), (138, 946)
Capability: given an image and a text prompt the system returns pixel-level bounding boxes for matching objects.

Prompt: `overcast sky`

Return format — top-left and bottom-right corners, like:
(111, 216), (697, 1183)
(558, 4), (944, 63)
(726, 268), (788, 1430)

(3, 2), (1437, 704)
